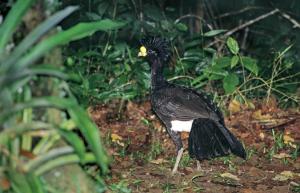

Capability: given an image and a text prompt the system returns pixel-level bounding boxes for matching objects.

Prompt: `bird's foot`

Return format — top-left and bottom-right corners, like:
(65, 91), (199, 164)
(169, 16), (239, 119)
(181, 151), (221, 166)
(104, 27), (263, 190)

(196, 160), (212, 173)
(171, 169), (185, 176)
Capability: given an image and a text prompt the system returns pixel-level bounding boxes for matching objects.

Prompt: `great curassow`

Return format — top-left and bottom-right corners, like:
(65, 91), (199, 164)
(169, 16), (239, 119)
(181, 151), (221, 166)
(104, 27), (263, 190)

(138, 37), (246, 175)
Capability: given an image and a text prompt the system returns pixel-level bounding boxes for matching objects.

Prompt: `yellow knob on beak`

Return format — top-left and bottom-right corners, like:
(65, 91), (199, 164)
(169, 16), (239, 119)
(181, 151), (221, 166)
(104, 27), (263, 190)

(138, 46), (147, 57)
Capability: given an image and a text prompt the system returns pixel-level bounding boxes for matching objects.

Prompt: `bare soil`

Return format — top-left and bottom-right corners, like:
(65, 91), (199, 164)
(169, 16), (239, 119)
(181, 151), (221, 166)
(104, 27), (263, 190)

(89, 99), (300, 193)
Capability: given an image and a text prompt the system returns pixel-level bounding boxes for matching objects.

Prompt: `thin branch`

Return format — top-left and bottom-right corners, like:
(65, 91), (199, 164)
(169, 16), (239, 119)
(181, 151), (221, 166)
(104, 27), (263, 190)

(174, 14), (213, 31)
(223, 8), (279, 37)
(206, 8), (280, 48)
(214, 6), (262, 20)
(279, 11), (300, 28)
(175, 14), (203, 24)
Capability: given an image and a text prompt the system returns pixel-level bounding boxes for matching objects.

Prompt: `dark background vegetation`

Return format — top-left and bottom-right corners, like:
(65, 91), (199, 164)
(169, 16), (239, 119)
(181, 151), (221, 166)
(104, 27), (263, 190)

(0, 0), (299, 192)
(63, 0), (300, 108)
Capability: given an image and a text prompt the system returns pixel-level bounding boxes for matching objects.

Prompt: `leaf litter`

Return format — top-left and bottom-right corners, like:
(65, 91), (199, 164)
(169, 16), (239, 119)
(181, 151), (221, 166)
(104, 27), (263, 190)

(88, 99), (300, 193)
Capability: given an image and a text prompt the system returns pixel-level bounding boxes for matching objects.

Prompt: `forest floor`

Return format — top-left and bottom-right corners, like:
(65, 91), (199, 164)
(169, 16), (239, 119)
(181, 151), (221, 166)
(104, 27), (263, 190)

(89, 98), (300, 193)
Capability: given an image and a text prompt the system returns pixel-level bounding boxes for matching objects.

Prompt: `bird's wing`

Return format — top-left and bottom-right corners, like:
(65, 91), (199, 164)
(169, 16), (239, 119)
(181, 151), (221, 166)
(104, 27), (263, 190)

(152, 86), (220, 121)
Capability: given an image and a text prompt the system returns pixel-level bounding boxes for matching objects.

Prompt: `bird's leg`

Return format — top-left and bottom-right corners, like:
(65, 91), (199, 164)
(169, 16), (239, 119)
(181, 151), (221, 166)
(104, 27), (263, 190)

(172, 147), (184, 175)
(166, 129), (183, 175)
(196, 160), (202, 171)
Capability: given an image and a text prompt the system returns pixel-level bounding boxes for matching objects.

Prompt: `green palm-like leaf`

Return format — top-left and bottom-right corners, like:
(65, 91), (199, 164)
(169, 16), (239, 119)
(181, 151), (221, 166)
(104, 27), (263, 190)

(0, 0), (35, 55)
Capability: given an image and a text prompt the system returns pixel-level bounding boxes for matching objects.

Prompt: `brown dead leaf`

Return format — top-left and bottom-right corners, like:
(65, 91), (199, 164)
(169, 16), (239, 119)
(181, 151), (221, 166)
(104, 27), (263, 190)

(220, 172), (240, 181)
(283, 134), (294, 144)
(246, 101), (255, 109)
(283, 134), (297, 148)
(252, 110), (272, 120)
(150, 158), (168, 165)
(259, 132), (265, 140)
(228, 99), (241, 114)
(272, 171), (294, 181)
(273, 152), (292, 159)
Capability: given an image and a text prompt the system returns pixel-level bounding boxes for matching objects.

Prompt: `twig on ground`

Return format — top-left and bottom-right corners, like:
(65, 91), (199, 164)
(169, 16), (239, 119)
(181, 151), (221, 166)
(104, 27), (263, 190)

(264, 118), (297, 130)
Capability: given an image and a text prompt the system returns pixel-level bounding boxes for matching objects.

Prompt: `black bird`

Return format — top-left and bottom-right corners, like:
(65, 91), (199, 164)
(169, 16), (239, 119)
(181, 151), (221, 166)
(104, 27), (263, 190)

(138, 37), (246, 174)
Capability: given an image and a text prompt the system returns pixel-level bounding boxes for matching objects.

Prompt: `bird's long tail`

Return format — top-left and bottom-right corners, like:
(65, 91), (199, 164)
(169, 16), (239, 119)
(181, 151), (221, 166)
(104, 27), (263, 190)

(188, 118), (246, 160)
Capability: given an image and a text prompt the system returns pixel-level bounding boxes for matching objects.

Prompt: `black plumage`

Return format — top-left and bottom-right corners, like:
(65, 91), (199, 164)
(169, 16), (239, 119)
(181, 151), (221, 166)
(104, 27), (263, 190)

(138, 37), (246, 174)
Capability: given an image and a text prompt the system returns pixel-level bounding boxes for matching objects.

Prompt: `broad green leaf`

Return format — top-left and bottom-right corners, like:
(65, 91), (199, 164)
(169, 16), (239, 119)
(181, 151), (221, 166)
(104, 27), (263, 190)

(203, 67), (228, 80)
(0, 96), (108, 173)
(203, 47), (217, 54)
(183, 40), (202, 49)
(0, 0), (35, 54)
(209, 74), (226, 80)
(2, 6), (78, 69)
(214, 57), (231, 69)
(226, 37), (239, 55)
(0, 96), (74, 123)
(35, 153), (96, 176)
(192, 74), (206, 85)
(1, 64), (71, 86)
(13, 19), (126, 69)
(28, 65), (67, 78)
(26, 173), (45, 193)
(58, 128), (86, 161)
(231, 55), (239, 68)
(175, 23), (188, 32)
(241, 57), (258, 75)
(8, 170), (33, 193)
(203, 29), (226, 37)
(25, 146), (74, 172)
(223, 73), (239, 94)
(2, 122), (53, 136)
(68, 106), (109, 174)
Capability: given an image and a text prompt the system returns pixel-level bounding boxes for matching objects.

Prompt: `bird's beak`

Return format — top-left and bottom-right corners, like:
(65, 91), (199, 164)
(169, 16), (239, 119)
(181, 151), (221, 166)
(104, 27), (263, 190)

(138, 52), (143, 57)
(138, 46), (147, 57)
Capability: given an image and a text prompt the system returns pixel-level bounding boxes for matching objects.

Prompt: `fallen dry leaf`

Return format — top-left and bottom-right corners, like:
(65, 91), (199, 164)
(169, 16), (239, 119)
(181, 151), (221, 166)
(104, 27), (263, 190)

(283, 134), (294, 144)
(259, 132), (265, 140)
(281, 171), (294, 178)
(111, 133), (122, 142)
(246, 101), (255, 109)
(273, 152), (292, 159)
(111, 133), (125, 146)
(272, 171), (294, 181)
(283, 134), (297, 148)
(220, 172), (240, 181)
(228, 99), (241, 114)
(252, 110), (273, 120)
(150, 158), (168, 165)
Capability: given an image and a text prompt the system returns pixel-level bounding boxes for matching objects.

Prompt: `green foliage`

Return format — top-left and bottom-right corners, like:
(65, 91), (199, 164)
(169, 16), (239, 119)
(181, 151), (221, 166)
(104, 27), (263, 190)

(226, 37), (239, 55)
(109, 180), (131, 193)
(61, 0), (299, 108)
(223, 73), (239, 94)
(0, 1), (125, 192)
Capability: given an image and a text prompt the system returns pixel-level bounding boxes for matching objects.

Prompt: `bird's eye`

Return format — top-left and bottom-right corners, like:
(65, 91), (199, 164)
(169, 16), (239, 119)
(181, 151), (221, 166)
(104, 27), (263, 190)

(147, 49), (156, 54)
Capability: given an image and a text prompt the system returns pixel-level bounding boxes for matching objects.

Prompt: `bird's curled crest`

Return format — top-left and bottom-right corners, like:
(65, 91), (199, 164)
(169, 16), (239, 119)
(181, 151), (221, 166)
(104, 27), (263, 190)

(140, 37), (171, 62)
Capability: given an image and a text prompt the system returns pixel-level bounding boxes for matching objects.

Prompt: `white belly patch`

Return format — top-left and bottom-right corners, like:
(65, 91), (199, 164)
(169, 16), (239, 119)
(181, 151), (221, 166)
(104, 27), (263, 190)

(171, 120), (194, 132)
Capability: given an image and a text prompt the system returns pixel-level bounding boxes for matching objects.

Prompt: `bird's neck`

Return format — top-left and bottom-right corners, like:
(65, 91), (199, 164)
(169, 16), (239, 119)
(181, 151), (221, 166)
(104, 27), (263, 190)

(150, 58), (167, 90)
